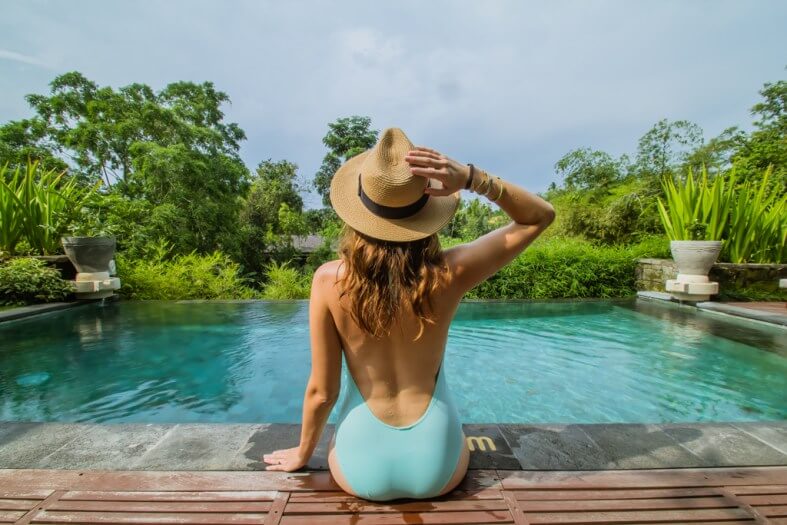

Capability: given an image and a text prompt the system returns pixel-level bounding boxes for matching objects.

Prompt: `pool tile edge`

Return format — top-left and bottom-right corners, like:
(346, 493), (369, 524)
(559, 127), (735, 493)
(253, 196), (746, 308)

(1, 422), (784, 472)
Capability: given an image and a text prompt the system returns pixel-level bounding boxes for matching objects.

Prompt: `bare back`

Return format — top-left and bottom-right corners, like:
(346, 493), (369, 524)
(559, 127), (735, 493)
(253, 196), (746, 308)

(323, 258), (464, 428)
(323, 220), (548, 427)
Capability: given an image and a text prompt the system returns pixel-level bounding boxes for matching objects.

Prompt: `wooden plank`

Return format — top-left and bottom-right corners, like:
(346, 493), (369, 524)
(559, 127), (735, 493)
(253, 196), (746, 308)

(717, 486), (770, 524)
(519, 496), (733, 512)
(285, 499), (509, 513)
(522, 508), (754, 523)
(287, 488), (505, 502)
(758, 505), (787, 517)
(0, 499), (38, 510)
(12, 490), (65, 525)
(60, 491), (278, 501)
(263, 491), (289, 525)
(0, 511), (25, 523)
(0, 491), (50, 499)
(739, 493), (787, 505)
(500, 467), (787, 489)
(0, 470), (501, 493)
(501, 490), (530, 525)
(0, 470), (328, 492)
(280, 510), (514, 524)
(31, 511), (270, 524)
(730, 484), (787, 495)
(513, 487), (723, 500)
(46, 500), (273, 512)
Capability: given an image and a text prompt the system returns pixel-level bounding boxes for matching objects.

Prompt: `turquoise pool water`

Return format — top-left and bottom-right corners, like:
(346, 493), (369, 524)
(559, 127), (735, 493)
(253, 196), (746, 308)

(1, 299), (785, 424)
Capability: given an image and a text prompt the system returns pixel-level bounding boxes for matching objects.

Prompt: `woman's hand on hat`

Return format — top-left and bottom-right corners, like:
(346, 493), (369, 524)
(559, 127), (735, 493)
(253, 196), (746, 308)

(404, 146), (469, 196)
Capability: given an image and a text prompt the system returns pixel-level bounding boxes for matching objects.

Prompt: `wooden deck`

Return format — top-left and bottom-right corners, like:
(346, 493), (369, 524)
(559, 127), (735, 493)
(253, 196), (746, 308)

(725, 302), (787, 316)
(1, 467), (786, 524)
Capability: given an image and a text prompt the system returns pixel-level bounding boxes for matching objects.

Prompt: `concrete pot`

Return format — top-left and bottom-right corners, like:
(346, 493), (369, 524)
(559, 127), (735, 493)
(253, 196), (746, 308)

(665, 240), (722, 301)
(61, 236), (120, 299)
(61, 236), (116, 274)
(670, 240), (722, 277)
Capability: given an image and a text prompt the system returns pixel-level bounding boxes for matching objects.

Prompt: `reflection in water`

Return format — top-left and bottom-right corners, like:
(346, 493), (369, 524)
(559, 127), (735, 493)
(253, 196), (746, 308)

(0, 299), (784, 424)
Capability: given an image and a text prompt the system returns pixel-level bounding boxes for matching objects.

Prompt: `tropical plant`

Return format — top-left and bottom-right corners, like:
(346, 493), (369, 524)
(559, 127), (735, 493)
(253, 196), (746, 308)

(656, 165), (733, 242)
(117, 241), (260, 300)
(724, 165), (786, 263)
(260, 260), (312, 299)
(0, 161), (92, 255)
(657, 164), (786, 263)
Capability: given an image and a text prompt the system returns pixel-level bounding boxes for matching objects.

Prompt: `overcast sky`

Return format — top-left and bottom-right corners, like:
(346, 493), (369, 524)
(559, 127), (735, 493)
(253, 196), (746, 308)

(2, 1), (785, 209)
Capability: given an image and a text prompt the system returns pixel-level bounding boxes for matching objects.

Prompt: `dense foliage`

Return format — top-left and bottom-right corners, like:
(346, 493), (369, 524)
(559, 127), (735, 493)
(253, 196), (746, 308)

(658, 166), (786, 262)
(117, 245), (258, 300)
(0, 70), (784, 305)
(0, 161), (92, 255)
(0, 257), (73, 305)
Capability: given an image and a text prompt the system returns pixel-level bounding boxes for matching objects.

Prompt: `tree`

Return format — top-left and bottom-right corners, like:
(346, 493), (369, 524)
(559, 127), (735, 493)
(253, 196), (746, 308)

(238, 159), (306, 277)
(0, 71), (250, 255)
(731, 77), (787, 188)
(554, 148), (628, 191)
(313, 116), (378, 207)
(683, 126), (747, 176)
(635, 119), (704, 182)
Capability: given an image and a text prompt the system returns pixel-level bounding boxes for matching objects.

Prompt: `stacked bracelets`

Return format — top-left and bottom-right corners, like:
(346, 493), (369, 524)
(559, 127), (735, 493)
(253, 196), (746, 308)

(465, 163), (504, 201)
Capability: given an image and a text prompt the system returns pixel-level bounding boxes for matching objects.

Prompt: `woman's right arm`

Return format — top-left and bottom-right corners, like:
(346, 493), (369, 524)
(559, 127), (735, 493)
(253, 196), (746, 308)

(405, 146), (556, 294)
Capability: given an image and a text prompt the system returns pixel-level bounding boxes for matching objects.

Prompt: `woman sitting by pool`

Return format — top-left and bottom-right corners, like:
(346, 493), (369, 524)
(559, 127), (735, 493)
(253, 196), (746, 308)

(263, 127), (555, 501)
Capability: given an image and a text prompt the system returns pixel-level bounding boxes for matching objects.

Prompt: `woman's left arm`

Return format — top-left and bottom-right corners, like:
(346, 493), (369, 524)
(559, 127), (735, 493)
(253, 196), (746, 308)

(263, 265), (342, 471)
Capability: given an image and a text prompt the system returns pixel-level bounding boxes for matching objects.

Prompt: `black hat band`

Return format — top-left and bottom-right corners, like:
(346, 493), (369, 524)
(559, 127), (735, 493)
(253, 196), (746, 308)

(357, 173), (431, 219)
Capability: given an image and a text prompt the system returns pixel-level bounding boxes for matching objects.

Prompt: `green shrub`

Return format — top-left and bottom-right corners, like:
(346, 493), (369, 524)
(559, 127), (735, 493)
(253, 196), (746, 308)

(117, 247), (259, 300)
(546, 178), (662, 245)
(0, 161), (93, 255)
(657, 165), (786, 263)
(717, 285), (787, 302)
(0, 257), (73, 305)
(627, 234), (672, 259)
(466, 238), (640, 299)
(261, 261), (312, 299)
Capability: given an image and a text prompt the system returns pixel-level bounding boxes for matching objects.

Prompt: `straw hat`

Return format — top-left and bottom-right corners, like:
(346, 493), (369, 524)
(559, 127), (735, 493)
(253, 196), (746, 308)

(329, 127), (461, 242)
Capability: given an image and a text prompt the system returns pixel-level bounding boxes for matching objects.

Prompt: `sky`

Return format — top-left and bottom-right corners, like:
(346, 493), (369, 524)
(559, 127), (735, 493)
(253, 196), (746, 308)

(1, 0), (785, 210)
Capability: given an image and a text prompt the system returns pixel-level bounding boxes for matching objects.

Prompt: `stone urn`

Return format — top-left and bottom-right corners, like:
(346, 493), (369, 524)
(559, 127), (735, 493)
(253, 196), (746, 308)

(665, 240), (722, 302)
(61, 236), (121, 299)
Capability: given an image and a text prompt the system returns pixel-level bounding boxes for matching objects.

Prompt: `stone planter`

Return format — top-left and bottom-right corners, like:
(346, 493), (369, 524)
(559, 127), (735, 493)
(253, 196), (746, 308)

(665, 240), (722, 302)
(61, 236), (120, 299)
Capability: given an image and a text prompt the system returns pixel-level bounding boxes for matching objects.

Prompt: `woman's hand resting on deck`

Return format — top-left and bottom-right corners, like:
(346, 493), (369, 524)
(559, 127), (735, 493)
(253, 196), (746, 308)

(405, 146), (470, 196)
(263, 446), (308, 472)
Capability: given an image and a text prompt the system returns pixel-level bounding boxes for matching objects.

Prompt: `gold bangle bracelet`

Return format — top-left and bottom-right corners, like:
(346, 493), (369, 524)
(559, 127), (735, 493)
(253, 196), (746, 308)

(479, 171), (492, 194)
(472, 170), (488, 194)
(483, 174), (497, 197)
(489, 176), (504, 201)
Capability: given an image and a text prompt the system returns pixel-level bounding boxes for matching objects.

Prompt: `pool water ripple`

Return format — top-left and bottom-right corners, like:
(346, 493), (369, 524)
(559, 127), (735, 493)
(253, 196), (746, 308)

(0, 299), (785, 423)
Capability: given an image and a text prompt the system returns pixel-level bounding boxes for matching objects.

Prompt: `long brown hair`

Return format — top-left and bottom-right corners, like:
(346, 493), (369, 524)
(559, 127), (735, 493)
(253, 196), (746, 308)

(335, 223), (450, 341)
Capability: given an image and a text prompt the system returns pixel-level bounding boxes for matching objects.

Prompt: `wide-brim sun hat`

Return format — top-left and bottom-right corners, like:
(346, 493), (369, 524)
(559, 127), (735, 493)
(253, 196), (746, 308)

(330, 127), (461, 242)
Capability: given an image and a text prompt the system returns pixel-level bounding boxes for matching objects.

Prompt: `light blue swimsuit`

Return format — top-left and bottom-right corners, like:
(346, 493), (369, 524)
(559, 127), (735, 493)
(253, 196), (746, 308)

(332, 352), (464, 501)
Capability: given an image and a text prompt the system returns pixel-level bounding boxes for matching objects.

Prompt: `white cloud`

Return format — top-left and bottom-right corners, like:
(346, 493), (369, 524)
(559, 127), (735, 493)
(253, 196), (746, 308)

(1, 0), (785, 208)
(0, 49), (52, 69)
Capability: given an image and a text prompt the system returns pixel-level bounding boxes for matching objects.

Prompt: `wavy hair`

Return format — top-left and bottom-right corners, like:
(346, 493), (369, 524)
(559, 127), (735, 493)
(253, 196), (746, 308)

(335, 223), (451, 341)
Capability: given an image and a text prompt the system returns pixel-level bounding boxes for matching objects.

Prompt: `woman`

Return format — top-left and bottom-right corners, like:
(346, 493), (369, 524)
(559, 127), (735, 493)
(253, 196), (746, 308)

(263, 127), (555, 501)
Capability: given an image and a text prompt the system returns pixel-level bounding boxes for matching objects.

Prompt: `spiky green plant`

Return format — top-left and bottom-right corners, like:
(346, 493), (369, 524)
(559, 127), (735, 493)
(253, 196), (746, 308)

(657, 164), (786, 263)
(656, 165), (733, 242)
(0, 161), (92, 255)
(724, 166), (786, 263)
(261, 260), (312, 299)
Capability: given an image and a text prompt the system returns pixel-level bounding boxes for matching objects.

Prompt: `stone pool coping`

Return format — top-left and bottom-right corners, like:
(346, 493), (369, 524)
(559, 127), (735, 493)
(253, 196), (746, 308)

(637, 290), (787, 327)
(0, 301), (88, 323)
(1, 422), (784, 472)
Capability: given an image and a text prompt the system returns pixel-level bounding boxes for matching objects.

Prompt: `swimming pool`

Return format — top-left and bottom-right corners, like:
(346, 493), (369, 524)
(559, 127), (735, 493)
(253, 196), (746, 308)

(1, 299), (785, 424)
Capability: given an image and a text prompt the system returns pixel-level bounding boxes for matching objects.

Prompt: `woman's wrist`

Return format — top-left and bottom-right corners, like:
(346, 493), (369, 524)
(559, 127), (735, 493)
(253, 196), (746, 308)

(466, 167), (504, 202)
